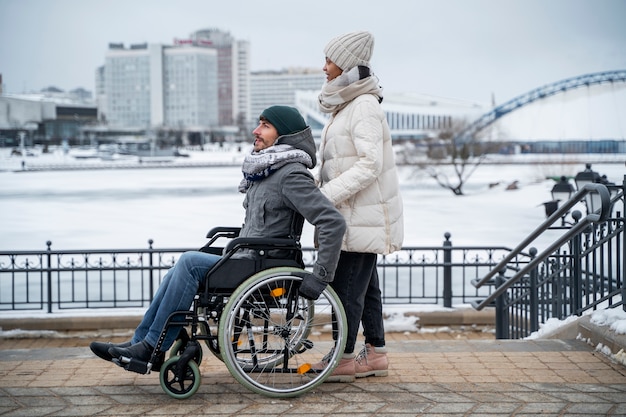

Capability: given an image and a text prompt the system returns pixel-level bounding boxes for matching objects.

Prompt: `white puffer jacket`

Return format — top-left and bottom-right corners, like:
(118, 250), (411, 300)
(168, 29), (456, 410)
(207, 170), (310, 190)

(317, 93), (404, 255)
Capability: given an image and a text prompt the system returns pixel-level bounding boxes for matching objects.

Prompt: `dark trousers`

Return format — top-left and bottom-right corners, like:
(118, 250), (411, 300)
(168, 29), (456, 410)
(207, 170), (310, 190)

(330, 251), (385, 354)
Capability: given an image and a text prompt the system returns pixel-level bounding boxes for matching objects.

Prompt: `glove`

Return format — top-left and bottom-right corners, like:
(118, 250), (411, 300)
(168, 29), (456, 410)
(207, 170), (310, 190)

(299, 274), (327, 300)
(299, 264), (332, 300)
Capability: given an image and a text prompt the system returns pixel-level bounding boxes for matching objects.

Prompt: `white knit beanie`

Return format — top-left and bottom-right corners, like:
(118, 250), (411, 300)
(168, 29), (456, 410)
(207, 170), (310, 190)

(324, 31), (374, 71)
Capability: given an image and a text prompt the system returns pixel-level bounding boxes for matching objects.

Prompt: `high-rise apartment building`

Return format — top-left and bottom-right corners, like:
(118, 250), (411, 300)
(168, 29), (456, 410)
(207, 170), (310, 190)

(104, 43), (160, 128)
(163, 46), (218, 128)
(104, 42), (218, 129)
(250, 68), (325, 123)
(191, 29), (250, 128)
(94, 66), (106, 123)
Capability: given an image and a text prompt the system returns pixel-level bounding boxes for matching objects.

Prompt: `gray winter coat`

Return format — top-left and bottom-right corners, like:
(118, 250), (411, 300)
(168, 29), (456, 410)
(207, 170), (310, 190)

(240, 127), (346, 282)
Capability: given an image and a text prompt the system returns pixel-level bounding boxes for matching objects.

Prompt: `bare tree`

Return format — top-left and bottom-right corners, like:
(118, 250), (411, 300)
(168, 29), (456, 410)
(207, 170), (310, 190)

(415, 118), (500, 196)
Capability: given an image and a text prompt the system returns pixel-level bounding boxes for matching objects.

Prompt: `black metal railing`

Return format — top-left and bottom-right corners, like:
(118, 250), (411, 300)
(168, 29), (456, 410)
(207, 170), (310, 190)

(0, 234), (529, 313)
(473, 177), (625, 339)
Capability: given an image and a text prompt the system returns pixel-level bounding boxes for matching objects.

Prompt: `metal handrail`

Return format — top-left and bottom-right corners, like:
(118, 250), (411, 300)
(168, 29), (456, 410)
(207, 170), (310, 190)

(472, 183), (611, 292)
(472, 216), (597, 311)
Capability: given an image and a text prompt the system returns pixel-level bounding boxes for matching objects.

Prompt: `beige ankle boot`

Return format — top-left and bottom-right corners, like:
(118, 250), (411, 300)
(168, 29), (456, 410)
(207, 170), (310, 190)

(355, 343), (388, 378)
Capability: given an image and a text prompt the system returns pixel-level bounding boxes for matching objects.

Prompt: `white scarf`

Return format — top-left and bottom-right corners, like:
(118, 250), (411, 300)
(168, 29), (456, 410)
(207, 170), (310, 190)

(238, 144), (313, 193)
(318, 66), (384, 114)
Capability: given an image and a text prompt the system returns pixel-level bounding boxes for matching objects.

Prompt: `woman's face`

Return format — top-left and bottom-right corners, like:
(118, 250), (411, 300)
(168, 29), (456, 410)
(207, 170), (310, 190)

(323, 57), (343, 82)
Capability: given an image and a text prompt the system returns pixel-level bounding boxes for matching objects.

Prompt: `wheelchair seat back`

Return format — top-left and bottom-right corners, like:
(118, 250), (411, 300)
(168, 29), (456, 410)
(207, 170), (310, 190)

(203, 212), (305, 291)
(204, 254), (303, 291)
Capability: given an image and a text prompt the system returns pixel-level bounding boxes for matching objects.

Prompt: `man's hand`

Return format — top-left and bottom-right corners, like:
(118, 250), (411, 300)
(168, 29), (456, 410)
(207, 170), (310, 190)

(299, 264), (332, 300)
(299, 274), (328, 300)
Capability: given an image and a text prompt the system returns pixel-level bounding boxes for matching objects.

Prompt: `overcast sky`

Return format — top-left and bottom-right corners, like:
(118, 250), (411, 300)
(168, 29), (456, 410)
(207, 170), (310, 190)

(1, 0), (625, 106)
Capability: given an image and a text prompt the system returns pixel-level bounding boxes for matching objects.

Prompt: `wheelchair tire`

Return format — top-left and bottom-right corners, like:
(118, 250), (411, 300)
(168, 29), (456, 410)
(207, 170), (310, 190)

(218, 267), (347, 398)
(159, 356), (201, 400)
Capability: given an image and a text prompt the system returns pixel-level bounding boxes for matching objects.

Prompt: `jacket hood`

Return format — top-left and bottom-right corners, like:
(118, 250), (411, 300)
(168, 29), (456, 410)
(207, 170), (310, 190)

(276, 126), (317, 167)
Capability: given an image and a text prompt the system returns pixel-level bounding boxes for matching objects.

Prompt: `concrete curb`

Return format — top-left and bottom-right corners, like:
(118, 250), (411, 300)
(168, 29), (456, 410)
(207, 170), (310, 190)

(536, 314), (626, 356)
(0, 308), (495, 332)
(578, 314), (626, 354)
(409, 308), (495, 326)
(0, 315), (143, 332)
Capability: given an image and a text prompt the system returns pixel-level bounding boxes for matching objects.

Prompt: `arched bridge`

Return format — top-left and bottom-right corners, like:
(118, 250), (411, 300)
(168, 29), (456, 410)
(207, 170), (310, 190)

(458, 69), (626, 141)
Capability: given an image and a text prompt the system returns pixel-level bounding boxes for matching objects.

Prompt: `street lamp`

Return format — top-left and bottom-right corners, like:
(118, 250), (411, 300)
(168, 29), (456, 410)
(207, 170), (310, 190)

(599, 175), (620, 216)
(543, 176), (576, 223)
(551, 176), (575, 205)
(574, 163), (602, 214)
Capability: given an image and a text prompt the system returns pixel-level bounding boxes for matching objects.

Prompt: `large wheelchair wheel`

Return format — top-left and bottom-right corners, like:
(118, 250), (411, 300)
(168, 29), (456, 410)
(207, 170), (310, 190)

(218, 267), (347, 398)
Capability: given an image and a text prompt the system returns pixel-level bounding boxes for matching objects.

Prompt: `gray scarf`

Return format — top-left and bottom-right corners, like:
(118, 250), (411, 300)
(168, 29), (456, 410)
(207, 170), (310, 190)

(238, 144), (313, 193)
(318, 66), (384, 114)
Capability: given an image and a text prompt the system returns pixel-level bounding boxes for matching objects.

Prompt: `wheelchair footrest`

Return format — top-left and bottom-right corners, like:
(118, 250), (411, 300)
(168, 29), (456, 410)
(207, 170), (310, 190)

(112, 356), (150, 374)
(127, 357), (151, 374)
(112, 353), (164, 374)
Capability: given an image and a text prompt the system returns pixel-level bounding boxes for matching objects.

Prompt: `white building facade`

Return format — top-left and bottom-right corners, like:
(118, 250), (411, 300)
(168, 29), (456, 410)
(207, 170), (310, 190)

(295, 90), (488, 141)
(250, 69), (325, 123)
(163, 46), (218, 128)
(104, 43), (158, 128)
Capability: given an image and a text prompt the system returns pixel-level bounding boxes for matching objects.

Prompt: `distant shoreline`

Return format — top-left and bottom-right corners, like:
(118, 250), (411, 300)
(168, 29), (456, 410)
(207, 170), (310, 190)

(2, 153), (624, 173)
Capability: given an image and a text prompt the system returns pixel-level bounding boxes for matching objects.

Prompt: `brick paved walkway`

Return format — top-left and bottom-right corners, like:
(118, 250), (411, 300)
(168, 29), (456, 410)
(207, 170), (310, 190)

(1, 331), (625, 416)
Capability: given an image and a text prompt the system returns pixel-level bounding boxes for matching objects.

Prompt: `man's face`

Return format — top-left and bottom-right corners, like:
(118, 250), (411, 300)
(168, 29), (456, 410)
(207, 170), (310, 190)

(252, 118), (279, 152)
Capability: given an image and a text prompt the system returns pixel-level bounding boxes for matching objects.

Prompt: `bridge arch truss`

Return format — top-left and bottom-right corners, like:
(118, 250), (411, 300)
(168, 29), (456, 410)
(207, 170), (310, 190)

(459, 70), (626, 141)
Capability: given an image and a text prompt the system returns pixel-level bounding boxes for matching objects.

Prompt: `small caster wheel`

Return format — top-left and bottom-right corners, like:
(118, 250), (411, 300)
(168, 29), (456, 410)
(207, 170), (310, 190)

(159, 356), (201, 399)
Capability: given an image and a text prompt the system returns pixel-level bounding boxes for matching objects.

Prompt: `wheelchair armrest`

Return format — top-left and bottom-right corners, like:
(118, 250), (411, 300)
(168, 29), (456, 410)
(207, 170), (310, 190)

(224, 237), (300, 254)
(200, 227), (242, 252)
(205, 226), (241, 239)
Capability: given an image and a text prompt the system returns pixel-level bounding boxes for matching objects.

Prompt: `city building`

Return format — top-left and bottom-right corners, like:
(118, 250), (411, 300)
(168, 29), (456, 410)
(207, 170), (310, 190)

(103, 42), (218, 130)
(94, 66), (106, 123)
(191, 29), (251, 129)
(0, 94), (97, 147)
(250, 68), (325, 124)
(163, 44), (218, 129)
(98, 29), (249, 143)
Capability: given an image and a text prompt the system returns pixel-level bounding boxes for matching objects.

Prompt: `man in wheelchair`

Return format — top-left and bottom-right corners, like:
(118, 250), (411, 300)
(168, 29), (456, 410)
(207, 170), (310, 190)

(90, 105), (346, 368)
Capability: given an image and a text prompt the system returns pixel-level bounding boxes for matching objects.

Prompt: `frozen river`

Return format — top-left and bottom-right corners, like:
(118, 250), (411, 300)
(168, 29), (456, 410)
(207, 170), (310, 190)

(0, 150), (623, 252)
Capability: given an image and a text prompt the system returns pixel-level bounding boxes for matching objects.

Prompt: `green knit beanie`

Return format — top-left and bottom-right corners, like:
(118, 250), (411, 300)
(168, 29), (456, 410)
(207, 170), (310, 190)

(260, 105), (307, 137)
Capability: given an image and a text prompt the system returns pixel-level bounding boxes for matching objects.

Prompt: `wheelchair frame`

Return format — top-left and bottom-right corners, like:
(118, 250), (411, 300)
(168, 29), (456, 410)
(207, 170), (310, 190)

(113, 225), (347, 399)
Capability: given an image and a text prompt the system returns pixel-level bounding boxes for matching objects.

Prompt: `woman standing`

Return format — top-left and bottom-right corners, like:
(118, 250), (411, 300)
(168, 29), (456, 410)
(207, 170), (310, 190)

(317, 31), (404, 382)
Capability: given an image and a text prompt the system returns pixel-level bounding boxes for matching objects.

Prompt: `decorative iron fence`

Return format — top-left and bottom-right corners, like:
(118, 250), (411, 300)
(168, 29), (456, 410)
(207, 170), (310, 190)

(0, 233), (529, 313)
(473, 179), (625, 339)
(491, 215), (624, 339)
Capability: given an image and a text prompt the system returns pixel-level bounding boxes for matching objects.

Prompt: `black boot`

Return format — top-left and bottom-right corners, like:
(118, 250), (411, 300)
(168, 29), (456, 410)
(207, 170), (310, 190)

(90, 340), (132, 362)
(108, 340), (153, 363)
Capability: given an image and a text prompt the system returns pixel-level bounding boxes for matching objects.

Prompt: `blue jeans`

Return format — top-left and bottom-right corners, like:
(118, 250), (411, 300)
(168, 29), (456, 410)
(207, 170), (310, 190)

(330, 251), (385, 354)
(132, 251), (221, 351)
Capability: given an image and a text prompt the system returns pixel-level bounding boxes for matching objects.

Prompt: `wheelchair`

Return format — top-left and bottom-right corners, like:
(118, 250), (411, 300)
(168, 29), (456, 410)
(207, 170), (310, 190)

(113, 217), (347, 399)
